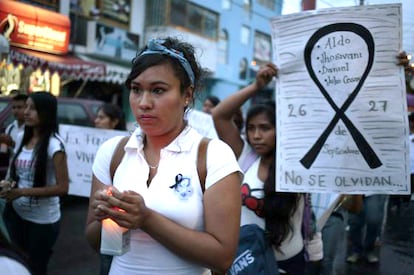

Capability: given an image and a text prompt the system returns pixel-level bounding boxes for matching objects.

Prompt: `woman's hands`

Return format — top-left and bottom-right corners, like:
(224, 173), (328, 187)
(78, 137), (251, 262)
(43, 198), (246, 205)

(92, 186), (150, 229)
(0, 133), (14, 148)
(254, 63), (278, 90)
(0, 180), (19, 201)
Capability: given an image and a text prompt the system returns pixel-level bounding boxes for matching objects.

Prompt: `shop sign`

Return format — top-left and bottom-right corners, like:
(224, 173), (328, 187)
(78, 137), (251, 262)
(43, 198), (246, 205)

(0, 1), (70, 54)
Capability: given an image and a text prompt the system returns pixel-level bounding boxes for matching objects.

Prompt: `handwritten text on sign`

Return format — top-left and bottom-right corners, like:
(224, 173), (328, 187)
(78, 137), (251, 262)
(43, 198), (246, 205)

(271, 4), (409, 194)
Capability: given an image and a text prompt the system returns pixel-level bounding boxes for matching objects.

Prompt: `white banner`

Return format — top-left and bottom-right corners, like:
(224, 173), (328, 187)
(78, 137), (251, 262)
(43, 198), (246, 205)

(60, 125), (128, 197)
(272, 4), (410, 194)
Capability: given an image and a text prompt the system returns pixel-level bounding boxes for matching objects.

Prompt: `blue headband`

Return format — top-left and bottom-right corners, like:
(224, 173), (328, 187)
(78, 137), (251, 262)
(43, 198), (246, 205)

(137, 39), (195, 86)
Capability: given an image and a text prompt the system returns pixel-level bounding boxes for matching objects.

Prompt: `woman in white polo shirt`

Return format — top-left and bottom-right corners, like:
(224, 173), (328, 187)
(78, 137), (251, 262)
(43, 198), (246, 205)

(86, 37), (242, 275)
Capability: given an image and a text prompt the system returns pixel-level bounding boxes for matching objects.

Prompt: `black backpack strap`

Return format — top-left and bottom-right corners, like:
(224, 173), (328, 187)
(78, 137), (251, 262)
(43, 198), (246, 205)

(110, 136), (129, 182)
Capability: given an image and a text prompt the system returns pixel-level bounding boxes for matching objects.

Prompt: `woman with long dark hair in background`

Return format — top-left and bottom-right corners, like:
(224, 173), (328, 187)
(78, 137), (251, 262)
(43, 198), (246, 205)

(212, 64), (307, 275)
(1, 92), (69, 275)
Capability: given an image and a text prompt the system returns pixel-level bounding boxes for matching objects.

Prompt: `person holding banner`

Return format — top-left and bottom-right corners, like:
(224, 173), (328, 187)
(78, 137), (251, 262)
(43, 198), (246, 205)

(94, 103), (127, 131)
(86, 37), (242, 275)
(1, 92), (69, 275)
(212, 63), (311, 275)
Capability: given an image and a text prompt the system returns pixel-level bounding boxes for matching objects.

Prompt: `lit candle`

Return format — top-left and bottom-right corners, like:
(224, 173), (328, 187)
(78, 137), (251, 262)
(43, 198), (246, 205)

(100, 218), (130, 256)
(100, 187), (131, 256)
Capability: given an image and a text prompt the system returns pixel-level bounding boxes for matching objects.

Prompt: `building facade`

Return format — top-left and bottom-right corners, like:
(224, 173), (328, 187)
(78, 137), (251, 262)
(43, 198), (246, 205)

(1, 0), (282, 124)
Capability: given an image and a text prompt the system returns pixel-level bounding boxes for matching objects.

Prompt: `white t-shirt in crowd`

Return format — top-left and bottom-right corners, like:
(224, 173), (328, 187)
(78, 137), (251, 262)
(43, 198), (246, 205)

(5, 120), (25, 146)
(92, 126), (241, 275)
(12, 134), (65, 224)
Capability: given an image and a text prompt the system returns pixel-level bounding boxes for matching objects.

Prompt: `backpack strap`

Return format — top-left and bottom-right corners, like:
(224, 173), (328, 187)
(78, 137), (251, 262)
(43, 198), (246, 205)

(6, 124), (14, 136)
(196, 137), (222, 275)
(196, 137), (211, 193)
(110, 136), (129, 181)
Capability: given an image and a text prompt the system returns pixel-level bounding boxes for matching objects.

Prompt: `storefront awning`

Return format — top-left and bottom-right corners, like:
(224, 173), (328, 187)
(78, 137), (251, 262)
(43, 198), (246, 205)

(76, 54), (131, 84)
(9, 47), (106, 81)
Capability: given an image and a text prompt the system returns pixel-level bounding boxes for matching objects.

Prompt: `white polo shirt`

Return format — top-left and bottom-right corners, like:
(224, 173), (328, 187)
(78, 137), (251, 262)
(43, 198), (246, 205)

(92, 126), (241, 275)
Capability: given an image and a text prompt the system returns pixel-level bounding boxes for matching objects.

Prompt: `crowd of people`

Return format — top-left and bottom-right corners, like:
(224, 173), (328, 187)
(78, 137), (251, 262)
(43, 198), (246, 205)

(0, 35), (411, 275)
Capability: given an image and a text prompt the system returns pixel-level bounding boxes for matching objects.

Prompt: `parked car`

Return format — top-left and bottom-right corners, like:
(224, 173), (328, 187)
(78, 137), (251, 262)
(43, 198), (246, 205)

(0, 96), (104, 178)
(0, 96), (104, 132)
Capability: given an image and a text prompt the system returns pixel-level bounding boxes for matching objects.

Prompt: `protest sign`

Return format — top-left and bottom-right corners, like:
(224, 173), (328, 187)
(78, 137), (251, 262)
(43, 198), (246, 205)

(60, 125), (128, 197)
(186, 109), (218, 139)
(271, 4), (409, 194)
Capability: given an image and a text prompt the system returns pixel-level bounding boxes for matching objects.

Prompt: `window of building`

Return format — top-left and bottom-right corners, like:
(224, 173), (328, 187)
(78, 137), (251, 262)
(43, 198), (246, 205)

(146, 0), (219, 40)
(203, 11), (218, 40)
(243, 0), (251, 18)
(239, 58), (248, 79)
(188, 4), (203, 34)
(241, 26), (250, 45)
(243, 0), (251, 10)
(146, 0), (167, 27)
(218, 29), (229, 64)
(254, 31), (272, 64)
(257, 0), (275, 10)
(69, 0), (131, 29)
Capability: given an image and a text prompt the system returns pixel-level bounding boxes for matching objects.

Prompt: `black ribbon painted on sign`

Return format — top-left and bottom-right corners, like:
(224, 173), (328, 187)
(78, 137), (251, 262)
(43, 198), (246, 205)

(300, 23), (382, 169)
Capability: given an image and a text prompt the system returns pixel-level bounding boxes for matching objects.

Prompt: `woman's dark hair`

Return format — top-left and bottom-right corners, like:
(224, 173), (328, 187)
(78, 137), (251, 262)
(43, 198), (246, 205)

(205, 95), (220, 107)
(97, 103), (126, 130)
(10, 92), (59, 188)
(125, 37), (208, 107)
(233, 107), (244, 132)
(263, 157), (301, 250)
(12, 93), (28, 102)
(247, 100), (301, 249)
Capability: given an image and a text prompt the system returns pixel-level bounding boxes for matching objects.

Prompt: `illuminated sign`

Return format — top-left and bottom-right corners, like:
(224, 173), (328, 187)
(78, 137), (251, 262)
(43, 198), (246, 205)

(0, 1), (70, 54)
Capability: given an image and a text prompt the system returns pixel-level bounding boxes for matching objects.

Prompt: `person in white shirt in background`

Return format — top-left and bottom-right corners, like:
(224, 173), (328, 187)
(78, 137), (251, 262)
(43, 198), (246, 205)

(0, 92), (28, 242)
(1, 93), (28, 150)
